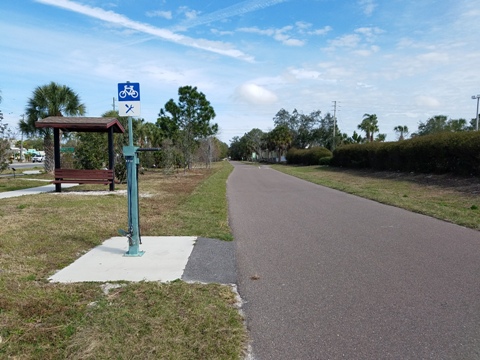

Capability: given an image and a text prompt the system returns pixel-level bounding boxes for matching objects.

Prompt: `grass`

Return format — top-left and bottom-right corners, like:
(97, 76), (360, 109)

(4, 159), (477, 358)
(0, 171), (52, 192)
(271, 164), (480, 230)
(158, 162), (234, 240)
(0, 161), (247, 359)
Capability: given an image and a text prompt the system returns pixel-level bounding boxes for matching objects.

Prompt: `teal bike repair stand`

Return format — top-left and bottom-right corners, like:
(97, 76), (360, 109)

(119, 117), (162, 256)
(120, 116), (144, 257)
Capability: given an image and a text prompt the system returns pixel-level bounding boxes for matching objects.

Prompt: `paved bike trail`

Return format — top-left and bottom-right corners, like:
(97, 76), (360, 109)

(227, 162), (480, 359)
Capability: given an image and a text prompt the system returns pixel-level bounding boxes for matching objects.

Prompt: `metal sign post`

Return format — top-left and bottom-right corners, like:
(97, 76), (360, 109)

(117, 81), (162, 257)
(120, 116), (144, 257)
(117, 81), (144, 257)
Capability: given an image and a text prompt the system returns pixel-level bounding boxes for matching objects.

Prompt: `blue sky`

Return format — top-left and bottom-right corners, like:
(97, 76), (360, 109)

(1, 0), (480, 143)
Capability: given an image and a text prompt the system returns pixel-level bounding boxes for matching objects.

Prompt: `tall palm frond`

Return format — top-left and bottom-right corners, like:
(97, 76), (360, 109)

(20, 82), (86, 172)
(358, 113), (379, 142)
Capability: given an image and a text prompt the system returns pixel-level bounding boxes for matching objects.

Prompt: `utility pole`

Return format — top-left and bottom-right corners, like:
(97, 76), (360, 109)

(20, 114), (24, 162)
(112, 97), (116, 112)
(332, 101), (337, 151)
(472, 95), (480, 131)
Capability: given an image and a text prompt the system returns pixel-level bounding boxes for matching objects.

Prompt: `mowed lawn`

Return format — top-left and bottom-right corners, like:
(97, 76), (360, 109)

(0, 161), (247, 359)
(1, 160), (478, 359)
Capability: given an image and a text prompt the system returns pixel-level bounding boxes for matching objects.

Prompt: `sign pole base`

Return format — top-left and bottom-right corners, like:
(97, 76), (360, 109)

(124, 250), (145, 257)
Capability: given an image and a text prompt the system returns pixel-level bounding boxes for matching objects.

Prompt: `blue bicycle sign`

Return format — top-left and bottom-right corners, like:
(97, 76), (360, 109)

(117, 82), (140, 101)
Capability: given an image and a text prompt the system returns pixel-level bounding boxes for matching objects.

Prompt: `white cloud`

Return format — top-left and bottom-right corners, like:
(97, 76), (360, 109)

(237, 21), (329, 46)
(325, 27), (382, 54)
(463, 8), (480, 18)
(396, 37), (436, 51)
(235, 83), (278, 105)
(146, 10), (172, 19)
(282, 38), (304, 46)
(288, 68), (321, 80)
(415, 95), (441, 108)
(354, 49), (372, 57)
(358, 0), (377, 16)
(238, 25), (305, 46)
(35, 0), (254, 62)
(294, 22), (331, 36)
(416, 52), (449, 65)
(239, 26), (274, 36)
(295, 21), (311, 30)
(356, 82), (374, 89)
(174, 0), (288, 30)
(180, 7), (199, 21)
(308, 26), (332, 36)
(7, 0), (480, 144)
(383, 50), (452, 80)
(211, 29), (234, 36)
(353, 45), (380, 57)
(355, 27), (384, 41)
(328, 34), (361, 48)
(274, 27), (305, 46)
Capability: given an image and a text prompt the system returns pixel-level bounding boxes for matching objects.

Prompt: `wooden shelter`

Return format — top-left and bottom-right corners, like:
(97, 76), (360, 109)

(35, 117), (125, 192)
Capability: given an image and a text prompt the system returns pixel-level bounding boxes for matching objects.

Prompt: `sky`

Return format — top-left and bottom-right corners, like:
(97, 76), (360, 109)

(1, 0), (480, 144)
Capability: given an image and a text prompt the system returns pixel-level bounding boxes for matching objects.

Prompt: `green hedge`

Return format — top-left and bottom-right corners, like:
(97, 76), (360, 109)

(286, 147), (332, 165)
(331, 132), (480, 176)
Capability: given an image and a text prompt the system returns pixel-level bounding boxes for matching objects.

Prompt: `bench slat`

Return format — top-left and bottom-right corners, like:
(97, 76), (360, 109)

(54, 169), (114, 185)
(52, 180), (112, 184)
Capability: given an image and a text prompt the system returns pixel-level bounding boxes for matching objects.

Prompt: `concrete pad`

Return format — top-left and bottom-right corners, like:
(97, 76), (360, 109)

(49, 236), (196, 283)
(0, 183), (78, 199)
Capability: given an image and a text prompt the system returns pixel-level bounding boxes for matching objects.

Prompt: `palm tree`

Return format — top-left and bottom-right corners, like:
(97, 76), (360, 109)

(351, 130), (364, 143)
(394, 125), (409, 140)
(142, 122), (163, 148)
(358, 113), (379, 142)
(19, 82), (85, 172)
(268, 125), (292, 162)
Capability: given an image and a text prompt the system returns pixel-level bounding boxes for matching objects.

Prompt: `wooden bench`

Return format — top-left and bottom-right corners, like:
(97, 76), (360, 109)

(53, 169), (114, 185)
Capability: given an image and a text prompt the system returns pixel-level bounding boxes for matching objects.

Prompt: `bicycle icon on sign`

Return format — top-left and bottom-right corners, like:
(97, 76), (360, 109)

(119, 85), (139, 99)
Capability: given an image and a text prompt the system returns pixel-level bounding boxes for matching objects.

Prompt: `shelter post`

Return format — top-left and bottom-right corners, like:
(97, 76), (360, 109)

(53, 128), (61, 192)
(108, 127), (115, 191)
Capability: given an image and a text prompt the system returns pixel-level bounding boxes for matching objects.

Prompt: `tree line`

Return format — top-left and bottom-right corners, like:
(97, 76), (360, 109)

(2, 82), (478, 173)
(2, 82), (227, 174)
(229, 108), (478, 161)
(0, 90), (11, 172)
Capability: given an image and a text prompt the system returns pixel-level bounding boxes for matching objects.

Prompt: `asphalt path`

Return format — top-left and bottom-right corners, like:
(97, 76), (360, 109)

(0, 163), (41, 178)
(182, 237), (236, 285)
(9, 162), (39, 169)
(227, 161), (480, 359)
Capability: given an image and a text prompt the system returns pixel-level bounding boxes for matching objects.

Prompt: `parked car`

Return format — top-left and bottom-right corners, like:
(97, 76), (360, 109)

(32, 154), (44, 163)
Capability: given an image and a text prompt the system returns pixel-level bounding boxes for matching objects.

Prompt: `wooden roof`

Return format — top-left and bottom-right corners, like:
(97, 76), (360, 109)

(35, 117), (125, 133)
